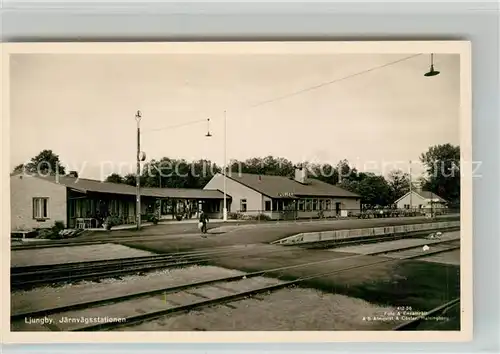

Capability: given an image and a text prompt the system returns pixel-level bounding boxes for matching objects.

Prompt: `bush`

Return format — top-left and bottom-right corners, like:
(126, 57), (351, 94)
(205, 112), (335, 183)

(103, 215), (121, 230)
(53, 220), (65, 232)
(255, 213), (272, 221)
(146, 213), (159, 225)
(36, 228), (57, 239)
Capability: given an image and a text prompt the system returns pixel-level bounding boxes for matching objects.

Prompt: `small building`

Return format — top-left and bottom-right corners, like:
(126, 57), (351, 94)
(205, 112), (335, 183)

(203, 167), (361, 220)
(10, 173), (230, 231)
(393, 189), (448, 212)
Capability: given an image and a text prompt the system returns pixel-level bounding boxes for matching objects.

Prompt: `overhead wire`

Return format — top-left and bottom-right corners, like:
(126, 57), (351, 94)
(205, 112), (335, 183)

(142, 53), (422, 134)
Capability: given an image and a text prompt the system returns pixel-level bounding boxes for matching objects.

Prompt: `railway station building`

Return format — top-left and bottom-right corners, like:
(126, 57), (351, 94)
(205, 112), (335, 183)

(203, 167), (361, 220)
(10, 173), (230, 231)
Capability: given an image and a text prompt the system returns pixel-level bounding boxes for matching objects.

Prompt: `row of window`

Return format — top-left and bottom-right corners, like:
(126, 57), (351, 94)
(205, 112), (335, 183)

(404, 204), (427, 209)
(239, 198), (342, 212)
(33, 196), (346, 220)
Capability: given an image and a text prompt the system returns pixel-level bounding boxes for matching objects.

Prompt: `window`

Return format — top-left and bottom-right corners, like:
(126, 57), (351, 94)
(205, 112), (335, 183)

(419, 204), (423, 209)
(305, 199), (311, 211)
(298, 200), (304, 211)
(312, 199), (318, 211)
(404, 204), (409, 209)
(33, 197), (49, 219)
(326, 199), (332, 211)
(265, 201), (271, 211)
(240, 199), (247, 212)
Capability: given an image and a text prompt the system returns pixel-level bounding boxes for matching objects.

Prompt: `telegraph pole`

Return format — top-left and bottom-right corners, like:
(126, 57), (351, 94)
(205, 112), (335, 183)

(223, 110), (228, 221)
(409, 160), (413, 214)
(135, 110), (142, 230)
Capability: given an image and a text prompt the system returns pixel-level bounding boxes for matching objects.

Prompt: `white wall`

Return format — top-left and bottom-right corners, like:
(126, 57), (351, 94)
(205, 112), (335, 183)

(204, 173), (263, 214)
(395, 191), (445, 209)
(10, 175), (67, 230)
(335, 197), (361, 213)
(203, 174), (362, 218)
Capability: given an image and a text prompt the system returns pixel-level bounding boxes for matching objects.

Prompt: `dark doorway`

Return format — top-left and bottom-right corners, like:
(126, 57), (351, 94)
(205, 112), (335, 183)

(335, 202), (341, 216)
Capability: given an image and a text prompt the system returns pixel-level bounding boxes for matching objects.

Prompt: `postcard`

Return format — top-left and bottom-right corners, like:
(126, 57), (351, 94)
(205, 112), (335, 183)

(1, 41), (472, 343)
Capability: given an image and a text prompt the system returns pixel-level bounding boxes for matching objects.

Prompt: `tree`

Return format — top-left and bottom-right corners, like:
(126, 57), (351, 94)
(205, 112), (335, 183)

(12, 149), (66, 175)
(420, 144), (460, 204)
(123, 173), (137, 186)
(352, 173), (392, 207)
(229, 156), (294, 177)
(139, 157), (220, 189)
(105, 173), (124, 184)
(387, 169), (410, 202)
(12, 163), (25, 174)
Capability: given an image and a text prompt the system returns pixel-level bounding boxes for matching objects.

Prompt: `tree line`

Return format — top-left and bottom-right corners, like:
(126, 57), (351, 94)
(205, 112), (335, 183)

(12, 143), (460, 207)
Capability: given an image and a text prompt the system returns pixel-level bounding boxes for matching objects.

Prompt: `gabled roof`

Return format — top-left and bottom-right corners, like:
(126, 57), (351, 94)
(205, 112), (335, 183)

(394, 190), (448, 204)
(223, 172), (359, 199)
(414, 190), (447, 203)
(12, 173), (230, 200)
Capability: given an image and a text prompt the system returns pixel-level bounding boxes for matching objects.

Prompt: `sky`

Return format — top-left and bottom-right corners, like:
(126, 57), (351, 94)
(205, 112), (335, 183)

(9, 52), (460, 181)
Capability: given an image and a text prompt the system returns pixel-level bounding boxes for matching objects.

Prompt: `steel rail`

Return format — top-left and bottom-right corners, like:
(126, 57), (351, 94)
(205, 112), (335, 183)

(11, 237), (459, 290)
(11, 242), (460, 325)
(75, 245), (460, 331)
(392, 298), (460, 330)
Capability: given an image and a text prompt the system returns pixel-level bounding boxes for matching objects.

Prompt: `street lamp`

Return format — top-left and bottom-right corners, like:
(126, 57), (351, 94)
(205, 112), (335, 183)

(409, 160), (413, 214)
(424, 53), (440, 77)
(205, 118), (212, 137)
(223, 110), (227, 221)
(135, 110), (142, 230)
(204, 112), (228, 221)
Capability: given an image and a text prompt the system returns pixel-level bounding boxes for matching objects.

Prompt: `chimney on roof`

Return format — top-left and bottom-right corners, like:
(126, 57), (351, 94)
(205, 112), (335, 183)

(294, 165), (308, 184)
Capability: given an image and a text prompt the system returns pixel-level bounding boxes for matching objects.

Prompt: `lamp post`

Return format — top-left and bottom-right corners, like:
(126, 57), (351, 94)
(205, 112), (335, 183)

(223, 110), (227, 221)
(409, 160), (413, 214)
(135, 110), (142, 230)
(205, 112), (228, 221)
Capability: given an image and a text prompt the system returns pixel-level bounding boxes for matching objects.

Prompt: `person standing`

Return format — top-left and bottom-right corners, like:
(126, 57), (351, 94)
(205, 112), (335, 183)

(199, 210), (209, 236)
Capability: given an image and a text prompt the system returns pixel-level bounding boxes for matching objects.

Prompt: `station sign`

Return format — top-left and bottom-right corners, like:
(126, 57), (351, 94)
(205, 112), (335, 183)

(277, 192), (295, 197)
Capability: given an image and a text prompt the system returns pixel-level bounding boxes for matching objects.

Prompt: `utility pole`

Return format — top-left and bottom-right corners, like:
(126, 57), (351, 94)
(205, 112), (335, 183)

(409, 160), (413, 215)
(135, 110), (142, 230)
(223, 110), (228, 221)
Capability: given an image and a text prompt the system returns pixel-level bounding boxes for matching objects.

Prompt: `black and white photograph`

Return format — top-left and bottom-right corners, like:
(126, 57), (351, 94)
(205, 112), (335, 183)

(3, 42), (472, 340)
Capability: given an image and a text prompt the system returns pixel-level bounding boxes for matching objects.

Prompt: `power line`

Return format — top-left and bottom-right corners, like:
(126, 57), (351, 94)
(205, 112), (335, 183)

(142, 118), (207, 134)
(142, 53), (422, 133)
(246, 53), (422, 110)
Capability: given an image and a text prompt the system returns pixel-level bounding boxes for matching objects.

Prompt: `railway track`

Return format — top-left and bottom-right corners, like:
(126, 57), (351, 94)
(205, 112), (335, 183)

(10, 245), (259, 290)
(11, 240), (460, 331)
(392, 298), (460, 330)
(11, 236), (460, 290)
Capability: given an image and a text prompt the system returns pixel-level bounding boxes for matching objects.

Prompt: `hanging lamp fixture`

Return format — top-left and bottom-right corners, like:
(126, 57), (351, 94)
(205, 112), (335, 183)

(424, 53), (440, 77)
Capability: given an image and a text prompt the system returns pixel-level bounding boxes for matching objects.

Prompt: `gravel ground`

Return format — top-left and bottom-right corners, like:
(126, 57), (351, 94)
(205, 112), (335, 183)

(11, 265), (245, 315)
(115, 287), (407, 331)
(11, 243), (155, 267)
